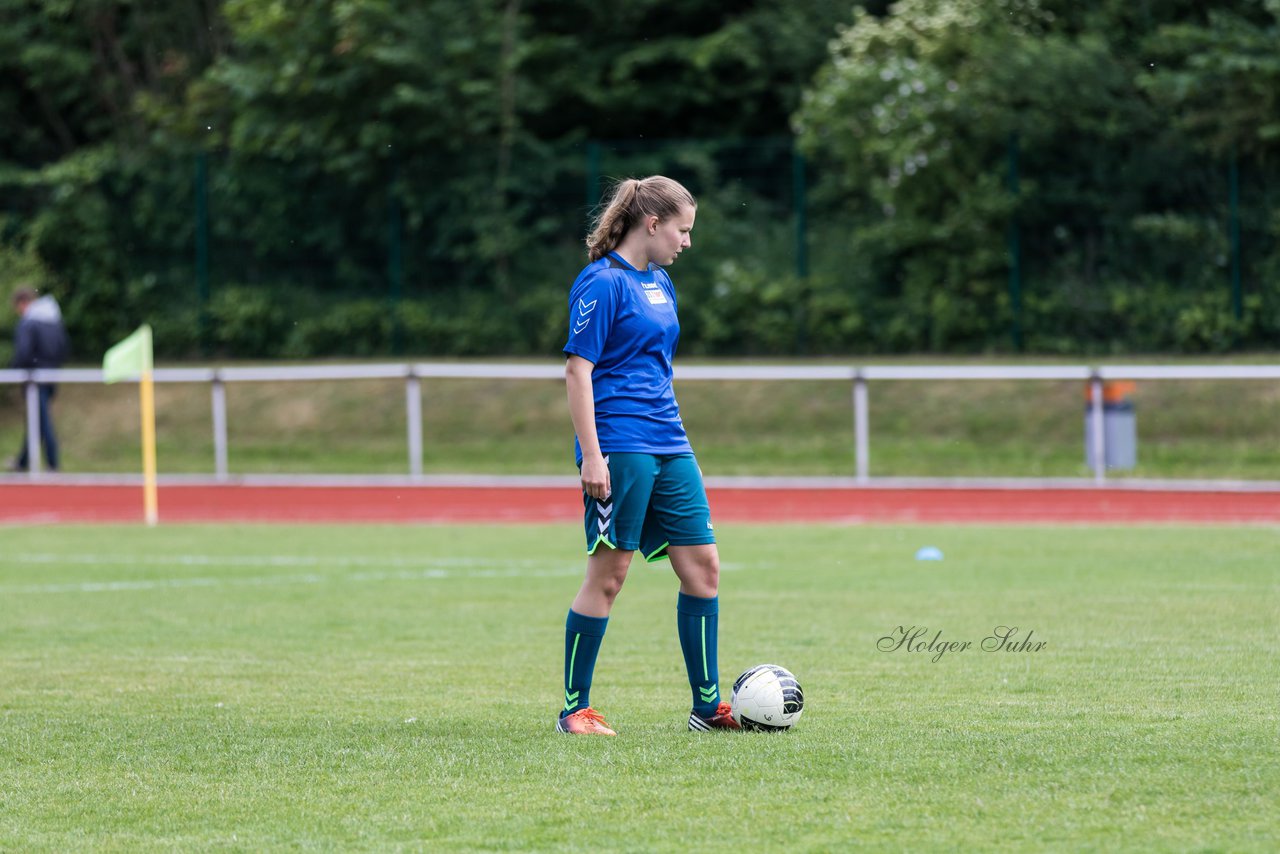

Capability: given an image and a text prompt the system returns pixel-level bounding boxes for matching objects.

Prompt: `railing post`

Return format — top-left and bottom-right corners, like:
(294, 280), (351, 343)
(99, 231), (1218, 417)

(1089, 373), (1106, 484)
(1007, 132), (1024, 351)
(25, 377), (41, 477)
(406, 371), (423, 478)
(211, 373), (229, 481)
(387, 151), (405, 355)
(854, 372), (869, 483)
(195, 151), (211, 355)
(1229, 147), (1242, 323)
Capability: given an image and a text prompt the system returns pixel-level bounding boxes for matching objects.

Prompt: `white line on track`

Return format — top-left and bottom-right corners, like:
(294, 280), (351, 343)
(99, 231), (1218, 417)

(2, 554), (750, 595)
(2, 566), (580, 595)
(8, 553), (561, 568)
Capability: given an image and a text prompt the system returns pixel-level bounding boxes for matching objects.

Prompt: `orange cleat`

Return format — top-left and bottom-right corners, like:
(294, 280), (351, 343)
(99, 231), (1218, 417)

(556, 707), (618, 736)
(688, 701), (741, 732)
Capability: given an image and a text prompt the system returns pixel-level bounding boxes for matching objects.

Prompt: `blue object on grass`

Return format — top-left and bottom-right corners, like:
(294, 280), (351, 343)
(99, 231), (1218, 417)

(915, 546), (944, 561)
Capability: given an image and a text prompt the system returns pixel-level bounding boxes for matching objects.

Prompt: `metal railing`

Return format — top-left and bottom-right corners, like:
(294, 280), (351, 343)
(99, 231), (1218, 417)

(4, 362), (1280, 483)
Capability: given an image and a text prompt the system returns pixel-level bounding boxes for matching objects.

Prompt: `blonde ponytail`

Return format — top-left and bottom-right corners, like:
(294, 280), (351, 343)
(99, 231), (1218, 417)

(585, 176), (696, 261)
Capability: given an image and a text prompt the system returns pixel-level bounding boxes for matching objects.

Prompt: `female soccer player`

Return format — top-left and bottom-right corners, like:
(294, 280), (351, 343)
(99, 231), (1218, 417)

(556, 175), (738, 735)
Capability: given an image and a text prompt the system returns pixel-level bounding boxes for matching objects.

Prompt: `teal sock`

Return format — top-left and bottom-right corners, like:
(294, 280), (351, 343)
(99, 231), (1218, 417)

(677, 592), (720, 717)
(562, 609), (608, 718)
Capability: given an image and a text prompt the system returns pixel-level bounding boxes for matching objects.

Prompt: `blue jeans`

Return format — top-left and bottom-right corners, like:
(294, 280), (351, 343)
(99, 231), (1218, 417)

(17, 384), (59, 471)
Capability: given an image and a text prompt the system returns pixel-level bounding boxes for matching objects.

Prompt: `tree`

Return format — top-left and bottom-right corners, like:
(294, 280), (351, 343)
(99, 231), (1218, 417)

(795, 0), (1278, 352)
(516, 0), (853, 140)
(1139, 0), (1280, 159)
(1, 1), (227, 351)
(799, 0), (1137, 348)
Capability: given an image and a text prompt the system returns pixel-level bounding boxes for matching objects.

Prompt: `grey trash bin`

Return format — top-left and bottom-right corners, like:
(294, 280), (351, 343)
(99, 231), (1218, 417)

(1085, 381), (1137, 470)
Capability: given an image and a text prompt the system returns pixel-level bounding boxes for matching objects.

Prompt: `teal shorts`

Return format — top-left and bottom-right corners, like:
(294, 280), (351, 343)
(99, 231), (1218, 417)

(582, 453), (716, 562)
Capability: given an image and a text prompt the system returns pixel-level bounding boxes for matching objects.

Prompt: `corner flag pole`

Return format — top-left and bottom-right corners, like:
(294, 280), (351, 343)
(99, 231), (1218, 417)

(103, 325), (158, 526)
(140, 363), (159, 526)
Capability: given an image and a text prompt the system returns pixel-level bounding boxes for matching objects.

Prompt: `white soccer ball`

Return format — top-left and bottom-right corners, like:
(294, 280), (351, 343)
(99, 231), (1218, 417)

(730, 664), (804, 731)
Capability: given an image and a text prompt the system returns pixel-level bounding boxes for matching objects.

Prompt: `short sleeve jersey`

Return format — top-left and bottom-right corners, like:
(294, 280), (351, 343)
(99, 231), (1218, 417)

(563, 251), (692, 464)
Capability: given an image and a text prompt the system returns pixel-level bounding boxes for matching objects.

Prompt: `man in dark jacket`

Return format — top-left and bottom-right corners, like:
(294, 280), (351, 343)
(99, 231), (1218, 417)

(9, 287), (70, 472)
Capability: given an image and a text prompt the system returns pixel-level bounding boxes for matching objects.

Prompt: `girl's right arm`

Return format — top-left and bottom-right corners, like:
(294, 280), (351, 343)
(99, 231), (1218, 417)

(566, 354), (610, 500)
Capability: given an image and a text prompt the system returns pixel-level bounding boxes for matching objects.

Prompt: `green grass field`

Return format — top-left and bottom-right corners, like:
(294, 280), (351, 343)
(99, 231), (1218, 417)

(2, 523), (1277, 851)
(3, 358), (1280, 479)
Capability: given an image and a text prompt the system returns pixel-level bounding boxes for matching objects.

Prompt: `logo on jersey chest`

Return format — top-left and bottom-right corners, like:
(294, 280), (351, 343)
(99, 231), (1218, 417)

(640, 280), (668, 305)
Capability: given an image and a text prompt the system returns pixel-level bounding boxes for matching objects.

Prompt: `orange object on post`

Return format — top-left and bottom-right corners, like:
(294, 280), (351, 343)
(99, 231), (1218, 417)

(1084, 380), (1136, 405)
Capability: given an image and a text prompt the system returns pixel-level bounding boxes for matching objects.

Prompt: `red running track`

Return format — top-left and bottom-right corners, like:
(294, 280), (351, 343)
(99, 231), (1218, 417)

(2, 482), (1279, 524)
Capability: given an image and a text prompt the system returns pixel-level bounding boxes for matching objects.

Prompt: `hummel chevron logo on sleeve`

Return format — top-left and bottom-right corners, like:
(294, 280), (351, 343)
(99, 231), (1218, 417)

(573, 297), (597, 334)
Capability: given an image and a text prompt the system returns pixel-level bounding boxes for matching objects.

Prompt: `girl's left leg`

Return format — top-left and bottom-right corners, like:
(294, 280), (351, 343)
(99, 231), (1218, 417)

(670, 544), (736, 729)
(669, 543), (719, 598)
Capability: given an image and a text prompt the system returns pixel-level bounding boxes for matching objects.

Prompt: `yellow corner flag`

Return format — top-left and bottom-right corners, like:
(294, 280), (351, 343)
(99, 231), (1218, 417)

(103, 325), (153, 383)
(103, 325), (158, 526)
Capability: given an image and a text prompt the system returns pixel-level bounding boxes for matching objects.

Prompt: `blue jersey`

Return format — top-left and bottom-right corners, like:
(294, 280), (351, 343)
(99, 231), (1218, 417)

(563, 252), (692, 463)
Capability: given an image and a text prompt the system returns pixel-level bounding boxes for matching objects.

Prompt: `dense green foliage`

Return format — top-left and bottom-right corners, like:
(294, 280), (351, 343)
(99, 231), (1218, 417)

(1, 0), (1277, 358)
(797, 0), (1280, 353)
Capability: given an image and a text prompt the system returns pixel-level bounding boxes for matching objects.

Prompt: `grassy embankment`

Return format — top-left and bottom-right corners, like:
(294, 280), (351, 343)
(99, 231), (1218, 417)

(2, 357), (1278, 479)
